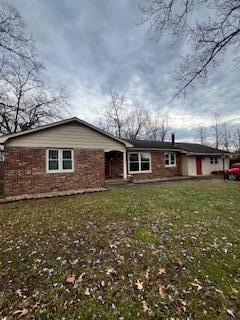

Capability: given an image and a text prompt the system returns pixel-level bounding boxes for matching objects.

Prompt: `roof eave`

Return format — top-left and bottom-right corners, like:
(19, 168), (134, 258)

(127, 147), (186, 152)
(0, 117), (132, 147)
(186, 152), (230, 156)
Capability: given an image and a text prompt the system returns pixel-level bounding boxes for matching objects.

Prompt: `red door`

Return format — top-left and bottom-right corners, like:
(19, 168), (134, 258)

(196, 157), (202, 175)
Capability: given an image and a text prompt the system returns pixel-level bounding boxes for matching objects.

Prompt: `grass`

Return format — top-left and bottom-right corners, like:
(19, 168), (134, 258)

(0, 179), (240, 319)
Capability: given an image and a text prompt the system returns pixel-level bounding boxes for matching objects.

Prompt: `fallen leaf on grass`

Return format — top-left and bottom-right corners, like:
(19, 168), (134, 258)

(159, 283), (172, 299)
(84, 288), (91, 296)
(174, 259), (183, 268)
(173, 299), (186, 315)
(13, 308), (28, 317)
(66, 274), (76, 284)
(159, 285), (166, 299)
(106, 268), (116, 276)
(158, 268), (166, 275)
(191, 282), (203, 291)
(226, 309), (235, 318)
(142, 300), (150, 313)
(135, 279), (144, 291)
(144, 268), (150, 281)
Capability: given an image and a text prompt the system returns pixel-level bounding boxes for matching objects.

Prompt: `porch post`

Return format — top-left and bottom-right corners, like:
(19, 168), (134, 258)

(123, 150), (127, 180)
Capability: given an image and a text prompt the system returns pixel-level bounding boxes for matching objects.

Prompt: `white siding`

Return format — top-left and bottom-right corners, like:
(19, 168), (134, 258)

(202, 156), (230, 175)
(181, 155), (189, 175)
(181, 156), (197, 176)
(6, 123), (126, 152)
(181, 155), (230, 176)
(187, 157), (197, 176)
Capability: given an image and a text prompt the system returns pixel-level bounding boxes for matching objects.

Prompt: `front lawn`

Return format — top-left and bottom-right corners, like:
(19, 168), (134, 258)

(0, 180), (240, 319)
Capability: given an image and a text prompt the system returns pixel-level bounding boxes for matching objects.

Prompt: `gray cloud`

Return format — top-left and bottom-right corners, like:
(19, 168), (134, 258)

(9, 0), (240, 141)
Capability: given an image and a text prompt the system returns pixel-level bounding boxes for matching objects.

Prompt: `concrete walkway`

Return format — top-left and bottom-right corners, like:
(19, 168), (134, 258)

(0, 187), (108, 204)
(106, 175), (225, 189)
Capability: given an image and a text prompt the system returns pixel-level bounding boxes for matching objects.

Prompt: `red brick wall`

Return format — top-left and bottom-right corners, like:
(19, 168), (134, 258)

(128, 151), (181, 180)
(0, 161), (4, 195)
(4, 147), (105, 196)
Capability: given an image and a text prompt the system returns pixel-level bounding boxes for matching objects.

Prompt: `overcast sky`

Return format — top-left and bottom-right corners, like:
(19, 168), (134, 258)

(9, 0), (240, 142)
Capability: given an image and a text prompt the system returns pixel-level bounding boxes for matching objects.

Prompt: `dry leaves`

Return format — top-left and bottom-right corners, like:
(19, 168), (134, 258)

(135, 279), (144, 291)
(158, 267), (166, 275)
(142, 300), (150, 313)
(106, 268), (116, 276)
(173, 299), (186, 315)
(66, 274), (76, 284)
(159, 283), (172, 299)
(13, 308), (28, 317)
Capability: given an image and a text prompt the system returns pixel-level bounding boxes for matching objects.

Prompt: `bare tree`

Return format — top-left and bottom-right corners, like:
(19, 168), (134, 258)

(0, 1), (37, 67)
(0, 56), (68, 135)
(232, 125), (240, 152)
(139, 1), (240, 96)
(99, 91), (170, 140)
(197, 125), (208, 145)
(0, 1), (69, 135)
(98, 90), (128, 138)
(212, 113), (221, 149)
(221, 122), (232, 151)
(145, 112), (170, 141)
(123, 105), (149, 139)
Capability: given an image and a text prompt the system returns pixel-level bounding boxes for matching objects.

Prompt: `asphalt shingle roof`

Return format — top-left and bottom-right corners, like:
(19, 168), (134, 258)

(124, 139), (228, 154)
(124, 139), (179, 150)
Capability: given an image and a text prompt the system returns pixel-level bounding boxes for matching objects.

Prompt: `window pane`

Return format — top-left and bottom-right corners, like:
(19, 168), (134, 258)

(141, 153), (150, 161)
(129, 153), (139, 161)
(165, 153), (169, 165)
(63, 160), (72, 170)
(49, 160), (58, 170)
(130, 162), (139, 172)
(49, 150), (58, 160)
(63, 150), (72, 159)
(141, 162), (150, 171)
(170, 153), (175, 164)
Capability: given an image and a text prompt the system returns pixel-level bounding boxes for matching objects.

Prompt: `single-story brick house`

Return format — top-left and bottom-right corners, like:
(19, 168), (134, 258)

(0, 117), (230, 196)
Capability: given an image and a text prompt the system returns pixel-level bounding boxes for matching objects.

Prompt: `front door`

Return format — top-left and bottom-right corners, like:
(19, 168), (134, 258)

(105, 154), (112, 178)
(196, 157), (202, 175)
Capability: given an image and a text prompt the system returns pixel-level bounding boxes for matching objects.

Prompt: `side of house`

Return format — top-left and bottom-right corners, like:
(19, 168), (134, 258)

(0, 118), (130, 196)
(124, 140), (182, 181)
(177, 143), (230, 176)
(0, 118), (231, 197)
(124, 139), (230, 181)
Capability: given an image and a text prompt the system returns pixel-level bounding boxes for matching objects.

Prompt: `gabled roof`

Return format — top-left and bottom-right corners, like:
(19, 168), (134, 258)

(124, 139), (229, 155)
(0, 117), (132, 147)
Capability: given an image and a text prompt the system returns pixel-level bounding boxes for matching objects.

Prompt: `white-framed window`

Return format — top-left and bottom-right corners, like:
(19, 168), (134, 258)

(128, 152), (151, 173)
(210, 156), (218, 165)
(46, 149), (74, 173)
(165, 152), (176, 167)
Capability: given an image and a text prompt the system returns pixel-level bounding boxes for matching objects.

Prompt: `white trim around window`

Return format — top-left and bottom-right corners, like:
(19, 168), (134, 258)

(210, 156), (218, 165)
(165, 152), (176, 167)
(128, 152), (152, 174)
(46, 149), (74, 173)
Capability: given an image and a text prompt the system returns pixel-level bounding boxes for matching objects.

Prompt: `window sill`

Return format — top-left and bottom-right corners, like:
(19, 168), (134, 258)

(46, 170), (74, 174)
(128, 170), (152, 174)
(165, 165), (176, 168)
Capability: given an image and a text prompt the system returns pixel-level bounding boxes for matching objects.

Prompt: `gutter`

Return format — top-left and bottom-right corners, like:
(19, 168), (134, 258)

(127, 147), (187, 153)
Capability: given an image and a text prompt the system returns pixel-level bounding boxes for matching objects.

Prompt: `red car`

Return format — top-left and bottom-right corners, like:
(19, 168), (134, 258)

(225, 163), (240, 180)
